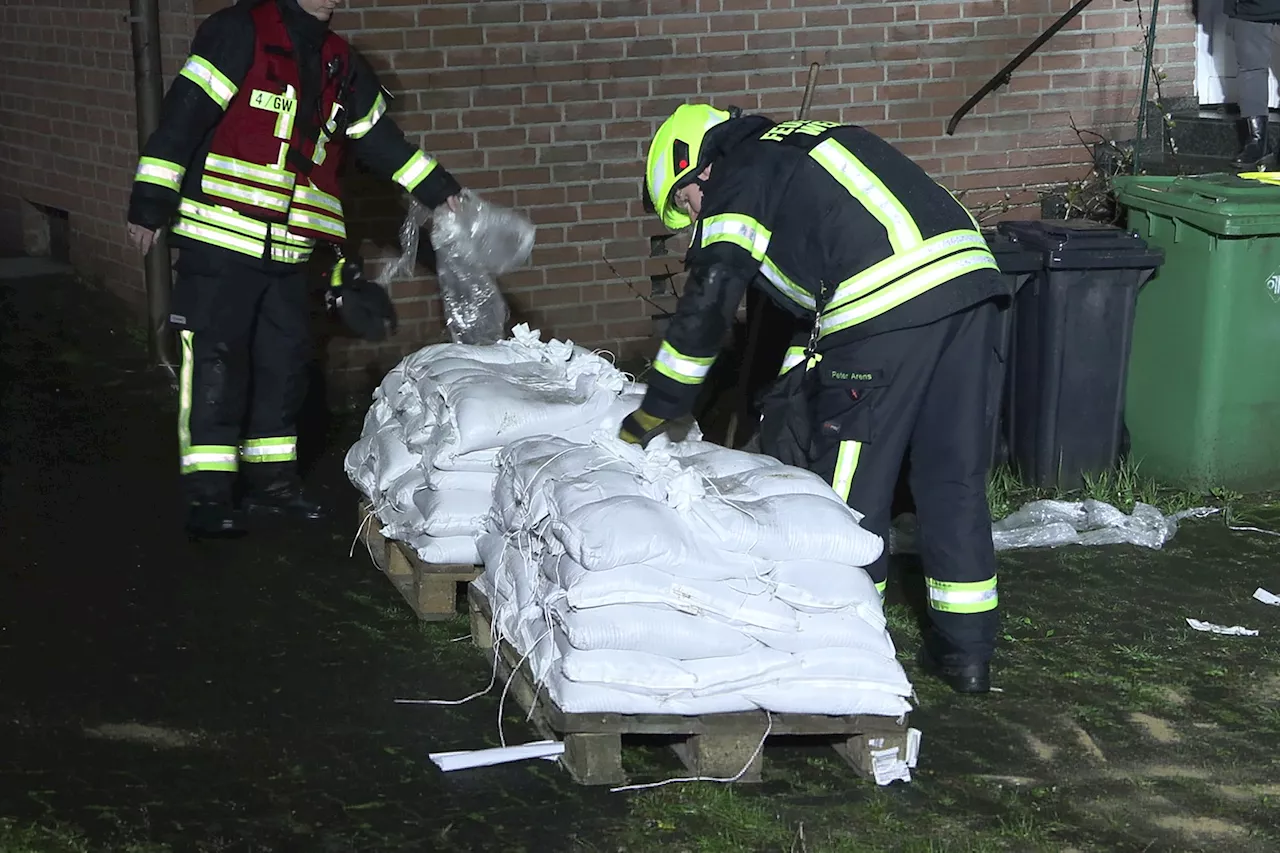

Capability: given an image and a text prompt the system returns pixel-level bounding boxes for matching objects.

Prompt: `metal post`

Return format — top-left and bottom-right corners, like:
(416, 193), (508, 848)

(130, 0), (176, 371)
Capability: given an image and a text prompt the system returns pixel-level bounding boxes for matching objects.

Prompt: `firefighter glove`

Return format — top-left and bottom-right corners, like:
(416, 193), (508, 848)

(328, 256), (398, 342)
(619, 409), (668, 448)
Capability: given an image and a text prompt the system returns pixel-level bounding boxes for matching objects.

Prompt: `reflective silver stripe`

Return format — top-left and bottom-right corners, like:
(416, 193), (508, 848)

(136, 158), (184, 190)
(179, 199), (268, 237)
(204, 154), (295, 189)
(174, 221), (265, 256)
(760, 255), (815, 310)
(180, 55), (237, 109)
(240, 441), (297, 458)
(181, 451), (238, 467)
(394, 151), (437, 191)
(653, 341), (714, 384)
(831, 440), (861, 502)
(287, 209), (346, 238)
(779, 347), (807, 375)
(201, 175), (291, 213)
(346, 92), (387, 139)
(292, 184), (343, 216)
(700, 213), (771, 260)
(810, 138), (922, 252)
(819, 250), (999, 339)
(828, 230), (990, 311)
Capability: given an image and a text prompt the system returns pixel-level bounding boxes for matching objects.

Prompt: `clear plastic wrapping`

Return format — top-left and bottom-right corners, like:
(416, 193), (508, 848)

(376, 190), (536, 346)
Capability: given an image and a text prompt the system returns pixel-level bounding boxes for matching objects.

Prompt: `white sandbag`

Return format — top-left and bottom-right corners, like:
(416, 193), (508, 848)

(427, 469), (498, 493)
(546, 557), (798, 632)
(769, 561), (885, 618)
(741, 611), (897, 657)
(549, 496), (767, 581)
(548, 599), (761, 659)
(545, 671), (754, 715)
(406, 532), (480, 566)
(689, 494), (883, 566)
(412, 488), (492, 537)
(559, 647), (794, 694)
(385, 467), (427, 512)
(740, 682), (913, 717)
(432, 447), (501, 472)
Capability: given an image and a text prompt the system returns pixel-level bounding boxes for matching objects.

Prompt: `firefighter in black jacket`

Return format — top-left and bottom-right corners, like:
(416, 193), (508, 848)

(622, 104), (1011, 693)
(127, 0), (463, 539)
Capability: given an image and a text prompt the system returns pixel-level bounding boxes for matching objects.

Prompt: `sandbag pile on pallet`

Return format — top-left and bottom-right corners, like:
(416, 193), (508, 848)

(345, 324), (648, 566)
(475, 435), (915, 718)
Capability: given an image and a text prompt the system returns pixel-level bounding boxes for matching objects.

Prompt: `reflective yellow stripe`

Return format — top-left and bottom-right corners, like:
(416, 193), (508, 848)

(240, 436), (297, 463)
(204, 153), (295, 190)
(393, 151), (438, 192)
(347, 91), (387, 139)
(653, 341), (715, 385)
(180, 55), (237, 109)
(135, 157), (185, 192)
(330, 259), (345, 288)
(700, 213), (771, 260)
(292, 183), (343, 216)
(819, 250), (999, 339)
(287, 208), (346, 240)
(810, 138), (922, 252)
(831, 440), (861, 502)
(828, 230), (991, 312)
(178, 330), (194, 458)
(779, 346), (808, 376)
(179, 199), (267, 237)
(173, 218), (313, 264)
(201, 174), (291, 214)
(760, 255), (815, 311)
(182, 444), (239, 474)
(926, 576), (998, 614)
(874, 580), (886, 597)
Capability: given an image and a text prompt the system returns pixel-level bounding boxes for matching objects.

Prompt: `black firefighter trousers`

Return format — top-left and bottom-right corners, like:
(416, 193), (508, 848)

(775, 299), (1003, 665)
(170, 247), (311, 507)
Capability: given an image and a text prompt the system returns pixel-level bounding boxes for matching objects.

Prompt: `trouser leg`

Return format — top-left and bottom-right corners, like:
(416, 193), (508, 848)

(1233, 20), (1275, 167)
(240, 266), (311, 493)
(804, 319), (954, 595)
(171, 251), (263, 508)
(908, 300), (1002, 665)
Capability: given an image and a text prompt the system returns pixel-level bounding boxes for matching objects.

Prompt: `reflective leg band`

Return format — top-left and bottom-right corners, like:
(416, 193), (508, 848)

(831, 440), (861, 503)
(240, 436), (298, 463)
(182, 445), (240, 474)
(926, 576), (999, 613)
(875, 580), (887, 597)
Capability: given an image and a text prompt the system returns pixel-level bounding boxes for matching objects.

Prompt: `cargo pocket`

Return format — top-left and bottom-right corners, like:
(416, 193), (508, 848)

(810, 362), (891, 501)
(756, 362), (816, 469)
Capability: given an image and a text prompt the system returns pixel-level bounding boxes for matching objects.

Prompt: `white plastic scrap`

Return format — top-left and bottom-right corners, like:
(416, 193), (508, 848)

(1253, 588), (1280, 606)
(428, 739), (564, 772)
(868, 728), (922, 786)
(890, 500), (1215, 554)
(1185, 618), (1259, 637)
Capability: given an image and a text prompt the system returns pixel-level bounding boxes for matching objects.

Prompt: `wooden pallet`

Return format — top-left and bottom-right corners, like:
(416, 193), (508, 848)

(357, 501), (481, 621)
(467, 585), (916, 786)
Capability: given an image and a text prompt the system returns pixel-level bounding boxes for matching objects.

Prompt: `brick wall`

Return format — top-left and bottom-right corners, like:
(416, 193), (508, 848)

(0, 0), (194, 296)
(331, 0), (1197, 389)
(1, 0), (1198, 393)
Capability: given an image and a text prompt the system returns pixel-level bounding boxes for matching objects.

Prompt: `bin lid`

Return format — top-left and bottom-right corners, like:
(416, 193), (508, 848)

(981, 227), (1041, 275)
(1112, 173), (1280, 237)
(996, 219), (1165, 270)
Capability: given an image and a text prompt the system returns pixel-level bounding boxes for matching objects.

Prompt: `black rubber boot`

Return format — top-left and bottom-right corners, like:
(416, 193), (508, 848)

(917, 645), (991, 695)
(242, 482), (325, 520)
(1233, 115), (1273, 170)
(185, 502), (247, 541)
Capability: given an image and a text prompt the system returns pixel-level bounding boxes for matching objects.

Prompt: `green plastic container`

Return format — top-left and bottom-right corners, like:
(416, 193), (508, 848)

(1113, 173), (1280, 492)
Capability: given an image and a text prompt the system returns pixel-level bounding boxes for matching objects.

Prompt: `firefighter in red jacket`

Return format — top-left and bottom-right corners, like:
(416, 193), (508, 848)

(127, 0), (463, 539)
(622, 104), (1012, 694)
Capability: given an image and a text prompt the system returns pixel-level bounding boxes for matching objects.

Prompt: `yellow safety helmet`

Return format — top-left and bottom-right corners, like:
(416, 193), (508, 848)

(644, 104), (736, 231)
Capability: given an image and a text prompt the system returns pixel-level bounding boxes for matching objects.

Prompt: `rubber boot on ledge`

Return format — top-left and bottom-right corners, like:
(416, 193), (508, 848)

(1233, 115), (1274, 171)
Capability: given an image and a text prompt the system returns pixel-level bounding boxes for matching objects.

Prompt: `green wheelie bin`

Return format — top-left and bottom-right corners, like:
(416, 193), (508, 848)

(1113, 173), (1280, 492)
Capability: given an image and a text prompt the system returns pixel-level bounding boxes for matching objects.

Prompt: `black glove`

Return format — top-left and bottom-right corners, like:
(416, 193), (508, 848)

(619, 409), (669, 448)
(327, 255), (397, 342)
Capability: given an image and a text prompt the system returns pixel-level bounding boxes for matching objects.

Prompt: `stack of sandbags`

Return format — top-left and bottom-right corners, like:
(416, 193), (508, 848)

(476, 435), (915, 719)
(345, 324), (655, 565)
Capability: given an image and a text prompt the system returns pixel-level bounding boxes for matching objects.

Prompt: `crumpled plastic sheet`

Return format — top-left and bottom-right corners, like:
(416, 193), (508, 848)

(891, 499), (1218, 554)
(376, 190), (536, 345)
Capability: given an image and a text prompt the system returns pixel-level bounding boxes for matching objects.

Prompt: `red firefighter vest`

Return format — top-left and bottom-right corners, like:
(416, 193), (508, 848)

(198, 1), (354, 245)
